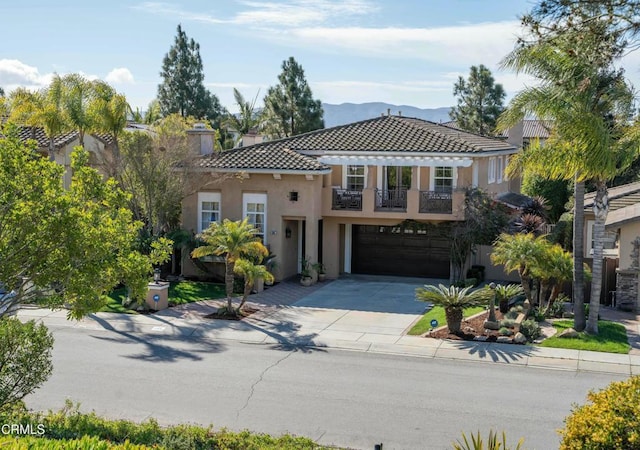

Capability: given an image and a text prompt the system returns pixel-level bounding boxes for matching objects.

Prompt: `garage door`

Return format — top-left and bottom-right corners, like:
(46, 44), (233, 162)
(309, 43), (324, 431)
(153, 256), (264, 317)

(352, 223), (450, 278)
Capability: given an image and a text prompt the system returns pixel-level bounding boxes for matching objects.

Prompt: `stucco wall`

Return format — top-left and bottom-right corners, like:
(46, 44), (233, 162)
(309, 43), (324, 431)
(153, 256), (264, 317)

(618, 221), (640, 269)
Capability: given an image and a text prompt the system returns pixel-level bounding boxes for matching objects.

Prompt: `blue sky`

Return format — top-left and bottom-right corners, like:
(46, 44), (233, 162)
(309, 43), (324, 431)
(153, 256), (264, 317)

(3, 0), (639, 113)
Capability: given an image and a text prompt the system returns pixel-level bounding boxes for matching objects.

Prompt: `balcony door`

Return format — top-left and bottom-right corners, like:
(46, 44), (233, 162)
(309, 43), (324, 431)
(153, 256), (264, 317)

(383, 166), (411, 191)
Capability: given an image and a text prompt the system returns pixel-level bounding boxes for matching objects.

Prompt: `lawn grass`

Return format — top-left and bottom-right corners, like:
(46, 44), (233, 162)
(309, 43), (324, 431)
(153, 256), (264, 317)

(538, 319), (631, 354)
(100, 281), (226, 313)
(408, 305), (485, 335)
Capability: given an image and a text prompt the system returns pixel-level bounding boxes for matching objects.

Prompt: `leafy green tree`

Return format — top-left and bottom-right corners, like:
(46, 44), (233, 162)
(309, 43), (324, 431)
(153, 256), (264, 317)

(233, 258), (274, 311)
(0, 125), (168, 318)
(521, 173), (570, 223)
(449, 65), (506, 136)
(8, 76), (69, 161)
(450, 188), (511, 281)
(0, 318), (53, 409)
(415, 284), (490, 333)
(191, 218), (268, 315)
(263, 57), (324, 138)
(157, 25), (222, 122)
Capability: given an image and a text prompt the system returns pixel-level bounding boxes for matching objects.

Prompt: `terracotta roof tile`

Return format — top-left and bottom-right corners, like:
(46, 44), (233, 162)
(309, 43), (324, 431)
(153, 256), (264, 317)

(195, 115), (515, 172)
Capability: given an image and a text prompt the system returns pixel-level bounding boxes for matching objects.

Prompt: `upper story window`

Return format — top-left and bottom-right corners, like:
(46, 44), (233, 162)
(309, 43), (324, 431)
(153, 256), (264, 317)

(488, 157), (496, 184)
(434, 166), (453, 193)
(243, 193), (267, 244)
(496, 156), (504, 184)
(198, 192), (221, 233)
(345, 165), (365, 190)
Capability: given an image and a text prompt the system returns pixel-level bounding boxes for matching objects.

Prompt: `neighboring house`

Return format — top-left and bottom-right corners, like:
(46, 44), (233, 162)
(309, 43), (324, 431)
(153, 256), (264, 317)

(585, 181), (640, 311)
(182, 115), (519, 281)
(442, 119), (551, 148)
(9, 126), (118, 187)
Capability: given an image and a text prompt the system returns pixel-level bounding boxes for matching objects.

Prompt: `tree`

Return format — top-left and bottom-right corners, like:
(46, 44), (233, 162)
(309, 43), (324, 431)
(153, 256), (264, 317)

(8, 76), (69, 161)
(61, 73), (96, 148)
(415, 284), (490, 334)
(0, 125), (169, 319)
(90, 81), (129, 157)
(225, 88), (263, 145)
(0, 318), (53, 409)
(157, 25), (222, 122)
(0, 87), (4, 97)
(263, 57), (324, 138)
(521, 173), (570, 223)
(450, 188), (511, 282)
(491, 233), (548, 304)
(449, 65), (506, 136)
(191, 218), (268, 315)
(233, 258), (274, 311)
(498, 14), (640, 334)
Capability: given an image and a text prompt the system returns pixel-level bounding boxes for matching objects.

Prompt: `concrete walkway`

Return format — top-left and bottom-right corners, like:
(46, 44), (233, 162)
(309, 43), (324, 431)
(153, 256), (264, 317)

(15, 278), (640, 376)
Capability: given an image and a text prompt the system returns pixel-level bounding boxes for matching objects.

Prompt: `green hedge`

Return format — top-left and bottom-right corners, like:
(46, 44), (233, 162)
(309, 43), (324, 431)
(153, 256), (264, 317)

(0, 434), (152, 449)
(2, 401), (335, 450)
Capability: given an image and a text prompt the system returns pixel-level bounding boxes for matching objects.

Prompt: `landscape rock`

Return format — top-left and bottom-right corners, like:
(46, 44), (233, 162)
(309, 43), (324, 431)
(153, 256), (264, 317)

(463, 326), (476, 333)
(473, 336), (488, 341)
(513, 332), (527, 344)
(497, 336), (512, 343)
(483, 320), (500, 330)
(558, 328), (579, 338)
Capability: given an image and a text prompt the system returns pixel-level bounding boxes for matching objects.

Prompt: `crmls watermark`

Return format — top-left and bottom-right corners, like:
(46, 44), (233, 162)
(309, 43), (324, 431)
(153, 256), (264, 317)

(0, 423), (46, 435)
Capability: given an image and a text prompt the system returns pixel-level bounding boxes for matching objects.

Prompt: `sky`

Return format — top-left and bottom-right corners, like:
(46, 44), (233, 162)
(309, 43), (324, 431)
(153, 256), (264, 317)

(3, 0), (640, 114)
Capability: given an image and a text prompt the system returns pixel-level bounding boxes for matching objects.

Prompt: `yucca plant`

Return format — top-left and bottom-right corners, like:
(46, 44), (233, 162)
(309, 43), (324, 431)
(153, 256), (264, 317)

(495, 283), (524, 313)
(453, 430), (525, 450)
(415, 284), (490, 333)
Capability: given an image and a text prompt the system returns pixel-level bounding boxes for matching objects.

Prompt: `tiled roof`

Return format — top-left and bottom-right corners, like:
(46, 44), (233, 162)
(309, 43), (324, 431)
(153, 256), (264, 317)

(196, 146), (330, 172)
(195, 115), (515, 172)
(15, 126), (79, 149)
(584, 181), (640, 212)
(443, 119), (552, 139)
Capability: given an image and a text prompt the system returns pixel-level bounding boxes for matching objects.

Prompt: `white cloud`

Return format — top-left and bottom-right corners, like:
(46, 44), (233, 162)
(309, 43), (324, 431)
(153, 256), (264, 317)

(105, 67), (135, 85)
(133, 0), (378, 27)
(0, 59), (53, 91)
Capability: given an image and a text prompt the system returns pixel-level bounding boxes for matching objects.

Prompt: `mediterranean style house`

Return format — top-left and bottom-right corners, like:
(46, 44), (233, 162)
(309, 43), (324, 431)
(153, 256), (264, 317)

(181, 115), (521, 281)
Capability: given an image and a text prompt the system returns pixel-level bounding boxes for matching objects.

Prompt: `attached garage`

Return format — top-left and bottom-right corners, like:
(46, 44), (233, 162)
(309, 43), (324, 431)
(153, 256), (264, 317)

(351, 223), (451, 278)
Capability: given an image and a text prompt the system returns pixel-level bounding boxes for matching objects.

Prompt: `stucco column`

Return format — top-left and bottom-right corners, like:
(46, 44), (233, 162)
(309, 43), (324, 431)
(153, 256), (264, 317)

(322, 220), (340, 279)
(304, 217), (319, 266)
(411, 166), (419, 190)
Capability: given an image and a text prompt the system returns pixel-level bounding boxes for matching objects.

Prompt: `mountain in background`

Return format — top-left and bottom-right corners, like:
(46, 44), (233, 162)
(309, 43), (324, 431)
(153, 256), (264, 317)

(322, 102), (452, 128)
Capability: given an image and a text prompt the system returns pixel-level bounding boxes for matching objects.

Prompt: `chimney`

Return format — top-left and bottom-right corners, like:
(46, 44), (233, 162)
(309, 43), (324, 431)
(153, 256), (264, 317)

(398, 111), (402, 117)
(387, 108), (391, 116)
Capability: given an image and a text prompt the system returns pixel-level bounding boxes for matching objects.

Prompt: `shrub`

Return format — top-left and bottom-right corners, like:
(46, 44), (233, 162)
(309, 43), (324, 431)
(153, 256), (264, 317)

(519, 319), (542, 342)
(546, 297), (567, 318)
(559, 376), (640, 449)
(529, 307), (546, 322)
(0, 318), (54, 409)
(500, 318), (517, 328)
(453, 430), (524, 450)
(0, 435), (153, 449)
(498, 327), (513, 336)
(464, 278), (478, 287)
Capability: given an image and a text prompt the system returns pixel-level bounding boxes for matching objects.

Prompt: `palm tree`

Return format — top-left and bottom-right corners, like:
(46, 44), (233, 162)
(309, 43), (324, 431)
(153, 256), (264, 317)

(495, 283), (524, 313)
(233, 258), (274, 311)
(415, 284), (490, 334)
(529, 243), (573, 309)
(224, 88), (262, 146)
(61, 73), (96, 148)
(90, 81), (129, 158)
(491, 233), (548, 304)
(9, 76), (69, 161)
(498, 32), (639, 333)
(191, 218), (267, 314)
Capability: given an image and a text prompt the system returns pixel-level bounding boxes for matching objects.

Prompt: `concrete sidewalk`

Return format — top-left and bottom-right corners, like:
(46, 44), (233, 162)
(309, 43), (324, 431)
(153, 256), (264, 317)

(16, 284), (640, 376)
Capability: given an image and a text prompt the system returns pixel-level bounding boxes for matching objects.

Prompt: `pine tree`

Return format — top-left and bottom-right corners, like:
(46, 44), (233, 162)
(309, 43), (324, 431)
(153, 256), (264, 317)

(263, 57), (324, 138)
(450, 65), (506, 136)
(157, 24), (222, 122)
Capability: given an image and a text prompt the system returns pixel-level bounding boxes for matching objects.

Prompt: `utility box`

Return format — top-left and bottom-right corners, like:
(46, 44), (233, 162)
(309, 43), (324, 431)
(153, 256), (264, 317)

(146, 282), (170, 311)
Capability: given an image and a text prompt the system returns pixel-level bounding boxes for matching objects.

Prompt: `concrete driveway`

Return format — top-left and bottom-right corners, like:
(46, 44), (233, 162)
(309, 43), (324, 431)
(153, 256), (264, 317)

(253, 275), (443, 344)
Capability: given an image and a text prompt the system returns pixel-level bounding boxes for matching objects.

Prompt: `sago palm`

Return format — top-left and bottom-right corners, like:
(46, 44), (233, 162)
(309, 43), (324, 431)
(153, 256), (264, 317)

(494, 283), (524, 313)
(191, 218), (267, 313)
(415, 284), (490, 334)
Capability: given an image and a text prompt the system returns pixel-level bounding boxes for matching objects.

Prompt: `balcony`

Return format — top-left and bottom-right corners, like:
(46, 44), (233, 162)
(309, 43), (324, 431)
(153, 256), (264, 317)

(322, 187), (465, 220)
(332, 188), (363, 211)
(419, 190), (453, 214)
(374, 188), (407, 211)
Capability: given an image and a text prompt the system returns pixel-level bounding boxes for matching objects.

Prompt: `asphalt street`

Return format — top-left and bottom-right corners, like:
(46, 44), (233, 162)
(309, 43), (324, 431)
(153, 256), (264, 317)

(26, 325), (626, 450)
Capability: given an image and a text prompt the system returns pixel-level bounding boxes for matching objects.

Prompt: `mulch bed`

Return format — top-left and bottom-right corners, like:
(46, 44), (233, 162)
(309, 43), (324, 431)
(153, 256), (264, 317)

(203, 306), (259, 321)
(426, 310), (514, 342)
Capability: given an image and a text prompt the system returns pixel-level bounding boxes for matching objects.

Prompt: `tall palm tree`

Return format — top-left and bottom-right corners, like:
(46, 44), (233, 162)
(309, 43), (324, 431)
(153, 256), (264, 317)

(498, 33), (638, 333)
(191, 218), (267, 314)
(9, 76), (69, 161)
(61, 73), (96, 148)
(415, 284), (490, 334)
(90, 81), (129, 158)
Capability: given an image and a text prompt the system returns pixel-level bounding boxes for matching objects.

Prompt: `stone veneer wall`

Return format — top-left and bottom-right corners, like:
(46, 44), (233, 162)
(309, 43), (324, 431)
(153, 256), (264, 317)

(616, 269), (639, 312)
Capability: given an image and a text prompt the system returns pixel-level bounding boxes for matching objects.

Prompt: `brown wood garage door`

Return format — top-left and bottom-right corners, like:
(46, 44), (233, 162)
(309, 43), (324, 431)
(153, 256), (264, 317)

(352, 223), (451, 278)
